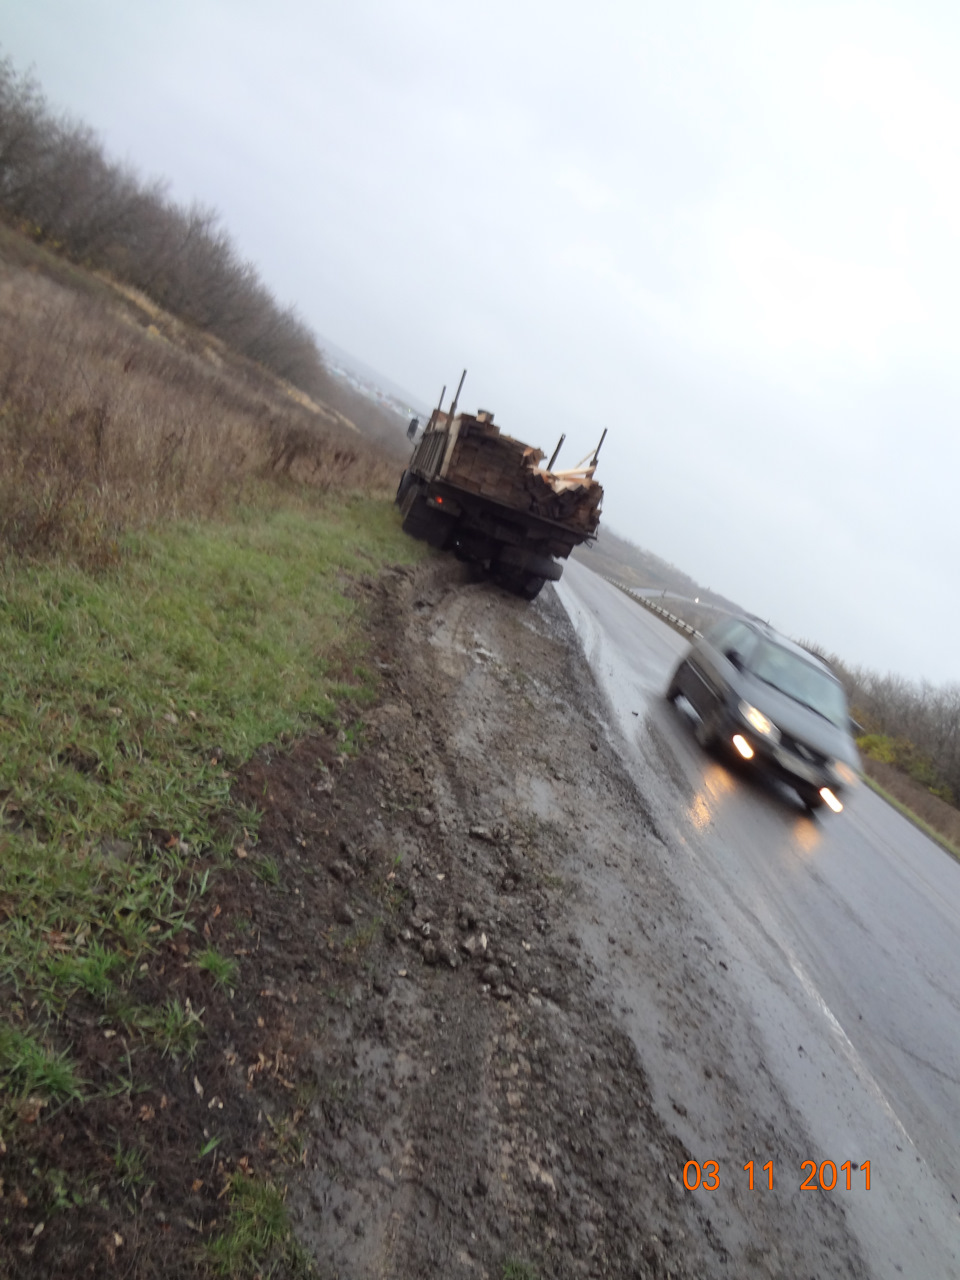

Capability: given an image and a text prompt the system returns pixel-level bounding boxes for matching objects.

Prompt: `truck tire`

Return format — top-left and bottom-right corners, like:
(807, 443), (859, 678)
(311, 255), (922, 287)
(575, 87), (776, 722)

(494, 566), (546, 600)
(395, 469), (415, 506)
(400, 492), (453, 549)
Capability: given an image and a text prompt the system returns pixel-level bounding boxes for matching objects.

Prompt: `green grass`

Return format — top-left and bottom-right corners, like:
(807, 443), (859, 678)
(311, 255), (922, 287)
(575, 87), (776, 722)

(503, 1262), (539, 1280)
(0, 494), (419, 1053)
(47, 939), (127, 1003)
(112, 1138), (147, 1193)
(138, 996), (206, 1059)
(0, 1023), (83, 1100)
(196, 946), (240, 991)
(252, 855), (281, 886)
(207, 1173), (313, 1277)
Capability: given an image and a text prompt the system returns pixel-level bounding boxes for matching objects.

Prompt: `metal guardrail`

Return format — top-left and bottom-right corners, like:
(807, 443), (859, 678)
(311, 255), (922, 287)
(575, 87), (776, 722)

(602, 577), (703, 640)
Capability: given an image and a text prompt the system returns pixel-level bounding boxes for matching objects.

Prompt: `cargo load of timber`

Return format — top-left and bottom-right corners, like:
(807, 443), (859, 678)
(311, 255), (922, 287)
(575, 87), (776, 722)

(396, 370), (605, 600)
(435, 409), (603, 533)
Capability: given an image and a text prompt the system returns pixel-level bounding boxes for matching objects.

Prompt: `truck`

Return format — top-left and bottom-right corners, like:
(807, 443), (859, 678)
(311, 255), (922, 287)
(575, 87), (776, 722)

(395, 372), (604, 598)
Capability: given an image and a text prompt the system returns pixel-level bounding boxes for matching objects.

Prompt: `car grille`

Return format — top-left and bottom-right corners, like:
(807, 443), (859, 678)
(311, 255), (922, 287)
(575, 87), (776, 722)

(779, 735), (827, 768)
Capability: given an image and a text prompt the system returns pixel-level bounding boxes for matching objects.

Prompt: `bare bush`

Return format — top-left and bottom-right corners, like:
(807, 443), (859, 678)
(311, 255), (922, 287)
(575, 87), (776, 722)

(799, 639), (960, 818)
(0, 261), (398, 561)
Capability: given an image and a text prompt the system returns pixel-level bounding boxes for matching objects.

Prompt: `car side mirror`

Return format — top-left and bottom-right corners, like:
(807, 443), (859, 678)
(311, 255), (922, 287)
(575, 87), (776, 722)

(725, 648), (745, 671)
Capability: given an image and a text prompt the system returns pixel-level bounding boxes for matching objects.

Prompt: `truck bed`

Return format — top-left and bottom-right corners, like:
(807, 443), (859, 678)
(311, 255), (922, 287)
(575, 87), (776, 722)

(414, 412), (602, 535)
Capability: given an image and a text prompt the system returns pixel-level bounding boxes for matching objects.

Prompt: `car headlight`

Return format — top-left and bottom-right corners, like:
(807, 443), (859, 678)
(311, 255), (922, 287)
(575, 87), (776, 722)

(829, 760), (859, 788)
(738, 700), (781, 743)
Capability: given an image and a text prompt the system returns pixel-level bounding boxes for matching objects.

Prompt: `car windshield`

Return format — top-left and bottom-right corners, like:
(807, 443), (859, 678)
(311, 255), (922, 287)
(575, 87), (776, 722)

(747, 641), (849, 729)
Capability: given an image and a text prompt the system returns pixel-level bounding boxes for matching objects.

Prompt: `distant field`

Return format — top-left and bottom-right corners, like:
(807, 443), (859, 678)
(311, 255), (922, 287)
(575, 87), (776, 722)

(574, 528), (745, 617)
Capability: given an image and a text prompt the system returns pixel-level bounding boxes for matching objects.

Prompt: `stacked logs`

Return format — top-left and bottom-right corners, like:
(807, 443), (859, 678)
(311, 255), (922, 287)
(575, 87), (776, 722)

(443, 415), (603, 533)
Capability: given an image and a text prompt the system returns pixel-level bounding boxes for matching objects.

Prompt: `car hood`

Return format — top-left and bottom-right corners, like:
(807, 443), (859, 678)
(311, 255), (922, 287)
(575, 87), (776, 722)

(735, 673), (861, 768)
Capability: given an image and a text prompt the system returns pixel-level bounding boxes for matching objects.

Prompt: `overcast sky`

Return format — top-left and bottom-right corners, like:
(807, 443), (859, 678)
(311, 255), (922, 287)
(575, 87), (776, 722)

(5, 0), (959, 683)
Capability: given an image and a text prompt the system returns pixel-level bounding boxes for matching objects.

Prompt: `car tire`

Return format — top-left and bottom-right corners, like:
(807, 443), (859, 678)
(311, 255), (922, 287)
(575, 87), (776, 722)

(798, 785), (824, 812)
(695, 707), (721, 751)
(665, 663), (687, 702)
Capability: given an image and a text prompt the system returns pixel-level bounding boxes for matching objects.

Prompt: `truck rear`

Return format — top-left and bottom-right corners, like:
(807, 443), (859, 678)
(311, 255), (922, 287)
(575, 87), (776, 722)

(396, 384), (604, 599)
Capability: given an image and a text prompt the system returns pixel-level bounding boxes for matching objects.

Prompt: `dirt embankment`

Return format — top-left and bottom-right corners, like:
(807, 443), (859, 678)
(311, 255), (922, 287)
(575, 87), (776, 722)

(234, 557), (866, 1279)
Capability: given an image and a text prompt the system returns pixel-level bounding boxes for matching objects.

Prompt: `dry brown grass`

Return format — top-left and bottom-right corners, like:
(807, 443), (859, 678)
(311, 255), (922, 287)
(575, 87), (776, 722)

(0, 255), (399, 563)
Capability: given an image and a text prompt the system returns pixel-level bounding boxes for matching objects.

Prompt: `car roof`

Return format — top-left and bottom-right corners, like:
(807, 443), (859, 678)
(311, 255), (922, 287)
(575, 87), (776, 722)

(730, 618), (839, 679)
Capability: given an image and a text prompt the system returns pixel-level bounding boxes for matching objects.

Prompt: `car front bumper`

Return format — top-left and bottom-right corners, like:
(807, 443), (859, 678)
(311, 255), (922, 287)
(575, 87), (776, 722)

(720, 716), (844, 798)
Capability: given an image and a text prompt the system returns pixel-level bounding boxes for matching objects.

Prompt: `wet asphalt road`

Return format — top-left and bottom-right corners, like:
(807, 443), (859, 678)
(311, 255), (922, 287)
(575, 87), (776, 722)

(556, 559), (960, 1280)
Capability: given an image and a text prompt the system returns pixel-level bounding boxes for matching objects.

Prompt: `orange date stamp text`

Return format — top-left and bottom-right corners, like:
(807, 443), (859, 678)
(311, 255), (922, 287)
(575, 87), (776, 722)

(681, 1159), (871, 1191)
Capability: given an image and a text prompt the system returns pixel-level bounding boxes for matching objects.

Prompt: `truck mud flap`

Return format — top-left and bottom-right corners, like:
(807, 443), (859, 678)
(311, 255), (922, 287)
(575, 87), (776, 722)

(394, 469), (416, 506)
(400, 491), (454, 550)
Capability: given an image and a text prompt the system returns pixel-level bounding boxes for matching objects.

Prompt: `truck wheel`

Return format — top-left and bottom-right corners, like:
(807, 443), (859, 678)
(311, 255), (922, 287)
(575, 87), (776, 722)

(493, 568), (546, 600)
(395, 469), (415, 506)
(401, 494), (453, 549)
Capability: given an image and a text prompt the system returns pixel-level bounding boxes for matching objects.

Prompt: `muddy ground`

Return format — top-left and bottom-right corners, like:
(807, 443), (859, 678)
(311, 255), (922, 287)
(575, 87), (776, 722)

(3, 556), (870, 1278)
(275, 557), (867, 1279)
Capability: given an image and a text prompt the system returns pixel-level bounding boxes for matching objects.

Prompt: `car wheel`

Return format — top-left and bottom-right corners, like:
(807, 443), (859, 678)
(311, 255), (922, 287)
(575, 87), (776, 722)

(798, 785), (824, 812)
(665, 662), (687, 702)
(695, 707), (721, 751)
